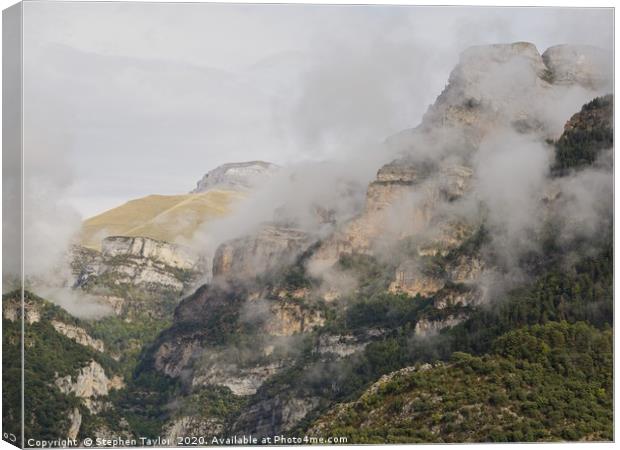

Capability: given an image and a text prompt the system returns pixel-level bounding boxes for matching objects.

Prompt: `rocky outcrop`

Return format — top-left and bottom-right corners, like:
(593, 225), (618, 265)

(417, 221), (474, 257)
(51, 320), (105, 352)
(191, 161), (278, 193)
(73, 237), (202, 294)
(422, 42), (611, 141)
(213, 225), (315, 279)
(433, 287), (479, 309)
(315, 330), (384, 357)
(154, 284), (324, 380)
(55, 361), (124, 410)
(311, 159), (474, 272)
(3, 296), (40, 324)
(310, 160), (435, 265)
(153, 338), (204, 378)
(542, 45), (612, 89)
(264, 302), (325, 337)
(414, 314), (467, 338)
(389, 261), (445, 298)
(446, 255), (484, 283)
(192, 362), (283, 396)
(101, 236), (198, 270)
(67, 408), (82, 440)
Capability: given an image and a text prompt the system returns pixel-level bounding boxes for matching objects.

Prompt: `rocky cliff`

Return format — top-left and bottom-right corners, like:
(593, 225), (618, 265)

(72, 236), (204, 319)
(55, 360), (124, 413)
(191, 161), (279, 193)
(308, 42), (609, 304)
(212, 225), (314, 280)
(50, 320), (105, 352)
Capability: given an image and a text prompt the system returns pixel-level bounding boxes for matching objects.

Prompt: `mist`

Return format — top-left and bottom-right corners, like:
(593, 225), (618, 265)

(10, 3), (613, 319)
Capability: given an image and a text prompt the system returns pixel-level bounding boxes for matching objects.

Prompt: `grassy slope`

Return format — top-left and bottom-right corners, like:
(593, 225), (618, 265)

(81, 189), (245, 249)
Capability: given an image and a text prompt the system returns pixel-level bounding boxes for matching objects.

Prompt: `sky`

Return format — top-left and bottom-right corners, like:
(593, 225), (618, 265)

(22, 3), (613, 217)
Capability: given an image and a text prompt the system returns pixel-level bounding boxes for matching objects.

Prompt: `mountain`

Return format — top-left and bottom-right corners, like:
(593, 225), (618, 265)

(119, 42), (612, 442)
(80, 161), (278, 250)
(9, 43), (612, 445)
(190, 161), (279, 193)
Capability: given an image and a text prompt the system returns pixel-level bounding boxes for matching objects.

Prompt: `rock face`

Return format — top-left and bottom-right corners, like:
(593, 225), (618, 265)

(213, 226), (314, 279)
(153, 284), (325, 381)
(542, 45), (612, 88)
(414, 314), (467, 338)
(55, 361), (124, 400)
(3, 296), (41, 324)
(101, 236), (197, 270)
(51, 320), (105, 352)
(67, 408), (82, 440)
(74, 236), (202, 291)
(264, 302), (325, 336)
(55, 360), (125, 414)
(191, 161), (279, 193)
(311, 42), (609, 289)
(389, 261), (445, 298)
(423, 42), (610, 140)
(315, 331), (383, 357)
(192, 363), (283, 396)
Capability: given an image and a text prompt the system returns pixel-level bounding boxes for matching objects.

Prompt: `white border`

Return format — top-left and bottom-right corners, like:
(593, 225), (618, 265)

(0, 2), (616, 450)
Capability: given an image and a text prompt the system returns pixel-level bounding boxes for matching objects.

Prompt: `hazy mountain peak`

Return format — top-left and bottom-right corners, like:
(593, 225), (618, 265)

(542, 44), (612, 88)
(191, 161), (279, 193)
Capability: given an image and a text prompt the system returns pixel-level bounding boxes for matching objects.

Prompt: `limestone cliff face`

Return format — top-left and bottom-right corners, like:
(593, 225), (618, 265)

(72, 236), (205, 319)
(389, 262), (446, 298)
(414, 314), (467, 338)
(212, 225), (314, 280)
(153, 284), (324, 380)
(542, 45), (611, 89)
(191, 161), (279, 193)
(54, 360), (124, 399)
(67, 408), (82, 441)
(192, 362), (283, 396)
(315, 330), (384, 357)
(55, 360), (124, 415)
(153, 336), (204, 378)
(263, 302), (325, 337)
(424, 42), (609, 139)
(433, 287), (479, 310)
(389, 252), (484, 300)
(310, 42), (608, 302)
(74, 236), (202, 293)
(311, 160), (475, 271)
(3, 296), (41, 324)
(102, 236), (197, 270)
(50, 320), (105, 352)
